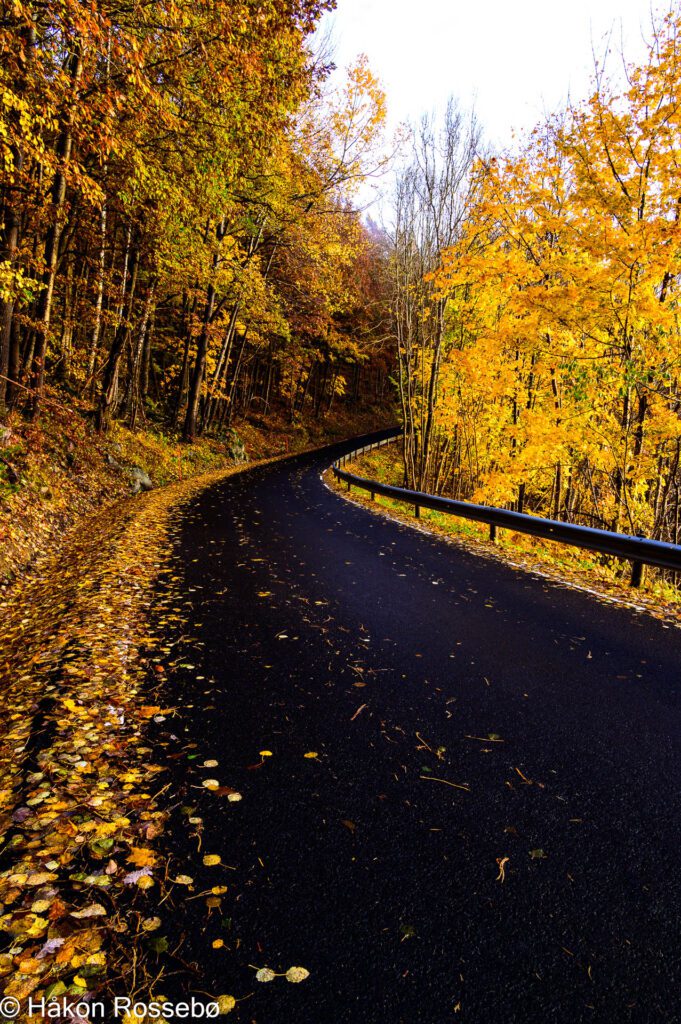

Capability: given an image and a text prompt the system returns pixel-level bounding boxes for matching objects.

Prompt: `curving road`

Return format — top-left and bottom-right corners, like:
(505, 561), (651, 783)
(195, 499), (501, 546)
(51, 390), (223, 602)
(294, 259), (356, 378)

(156, 432), (681, 1024)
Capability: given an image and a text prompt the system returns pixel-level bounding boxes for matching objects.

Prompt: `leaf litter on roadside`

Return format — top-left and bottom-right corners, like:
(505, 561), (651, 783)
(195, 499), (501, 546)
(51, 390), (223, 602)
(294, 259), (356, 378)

(0, 463), (268, 1004)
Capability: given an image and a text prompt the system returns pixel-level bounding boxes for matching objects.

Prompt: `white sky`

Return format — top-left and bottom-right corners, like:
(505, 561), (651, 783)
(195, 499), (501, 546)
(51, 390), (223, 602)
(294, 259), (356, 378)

(319, 0), (666, 168)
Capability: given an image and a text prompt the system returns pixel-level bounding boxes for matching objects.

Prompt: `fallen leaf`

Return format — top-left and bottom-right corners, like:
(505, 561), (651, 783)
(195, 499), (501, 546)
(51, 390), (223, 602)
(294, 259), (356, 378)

(139, 706), (163, 718)
(37, 938), (65, 959)
(255, 967), (277, 983)
(71, 905), (106, 919)
(26, 872), (58, 886)
(127, 847), (157, 867)
(285, 966), (310, 983)
(123, 867), (152, 885)
(216, 995), (236, 1014)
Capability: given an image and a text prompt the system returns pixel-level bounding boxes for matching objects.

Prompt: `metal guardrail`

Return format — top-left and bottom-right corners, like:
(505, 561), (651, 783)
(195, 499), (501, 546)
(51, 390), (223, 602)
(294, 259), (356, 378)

(332, 435), (681, 587)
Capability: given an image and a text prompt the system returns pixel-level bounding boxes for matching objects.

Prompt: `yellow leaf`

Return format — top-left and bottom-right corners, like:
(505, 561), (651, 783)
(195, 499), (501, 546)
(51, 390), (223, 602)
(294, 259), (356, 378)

(26, 871), (58, 886)
(216, 995), (236, 1014)
(25, 915), (49, 938)
(94, 823), (119, 838)
(286, 966), (310, 983)
(203, 855), (221, 866)
(127, 847), (157, 867)
(17, 958), (42, 976)
(139, 706), (162, 718)
(122, 1012), (145, 1024)
(4, 973), (41, 999)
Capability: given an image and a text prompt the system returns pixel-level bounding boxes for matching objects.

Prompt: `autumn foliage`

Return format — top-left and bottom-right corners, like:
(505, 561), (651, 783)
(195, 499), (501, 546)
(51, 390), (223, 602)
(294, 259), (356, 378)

(394, 13), (681, 566)
(0, 0), (390, 440)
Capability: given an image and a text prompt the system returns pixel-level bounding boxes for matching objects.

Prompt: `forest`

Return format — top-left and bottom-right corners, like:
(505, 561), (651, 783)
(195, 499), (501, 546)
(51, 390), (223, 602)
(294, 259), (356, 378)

(393, 12), (681, 559)
(0, 0), (391, 447)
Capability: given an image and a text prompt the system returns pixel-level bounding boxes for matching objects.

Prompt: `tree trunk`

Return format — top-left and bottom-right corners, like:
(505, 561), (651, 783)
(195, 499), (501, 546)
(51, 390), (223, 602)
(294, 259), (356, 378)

(183, 282), (215, 441)
(128, 280), (156, 429)
(0, 16), (35, 415)
(96, 233), (138, 432)
(30, 42), (83, 417)
(86, 197), (108, 391)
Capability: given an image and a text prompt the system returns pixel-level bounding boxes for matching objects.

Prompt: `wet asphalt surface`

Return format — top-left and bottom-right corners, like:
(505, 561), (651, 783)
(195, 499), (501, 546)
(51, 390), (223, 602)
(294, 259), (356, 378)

(155, 432), (681, 1024)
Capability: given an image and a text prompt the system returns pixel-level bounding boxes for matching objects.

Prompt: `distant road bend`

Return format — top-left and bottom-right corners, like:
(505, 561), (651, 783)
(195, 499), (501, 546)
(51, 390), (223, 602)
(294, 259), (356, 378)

(160, 431), (681, 1024)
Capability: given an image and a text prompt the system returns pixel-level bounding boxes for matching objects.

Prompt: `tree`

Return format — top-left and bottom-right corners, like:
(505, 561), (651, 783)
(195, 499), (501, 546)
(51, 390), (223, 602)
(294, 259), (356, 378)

(390, 100), (481, 490)
(421, 10), (681, 570)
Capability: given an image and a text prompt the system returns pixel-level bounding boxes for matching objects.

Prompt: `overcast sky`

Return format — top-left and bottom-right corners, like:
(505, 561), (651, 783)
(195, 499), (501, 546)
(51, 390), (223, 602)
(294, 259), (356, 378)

(319, 0), (666, 181)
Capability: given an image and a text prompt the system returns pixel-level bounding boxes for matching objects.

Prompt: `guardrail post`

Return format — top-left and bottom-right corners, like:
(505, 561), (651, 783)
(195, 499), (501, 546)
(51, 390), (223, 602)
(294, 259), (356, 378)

(370, 490), (375, 501)
(347, 480), (351, 492)
(630, 533), (646, 587)
(630, 559), (644, 588)
(489, 523), (497, 544)
(415, 505), (420, 518)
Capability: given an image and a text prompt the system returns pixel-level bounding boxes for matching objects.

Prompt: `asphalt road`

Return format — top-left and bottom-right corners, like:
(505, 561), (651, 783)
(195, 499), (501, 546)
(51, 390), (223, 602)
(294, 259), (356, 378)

(156, 432), (681, 1024)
